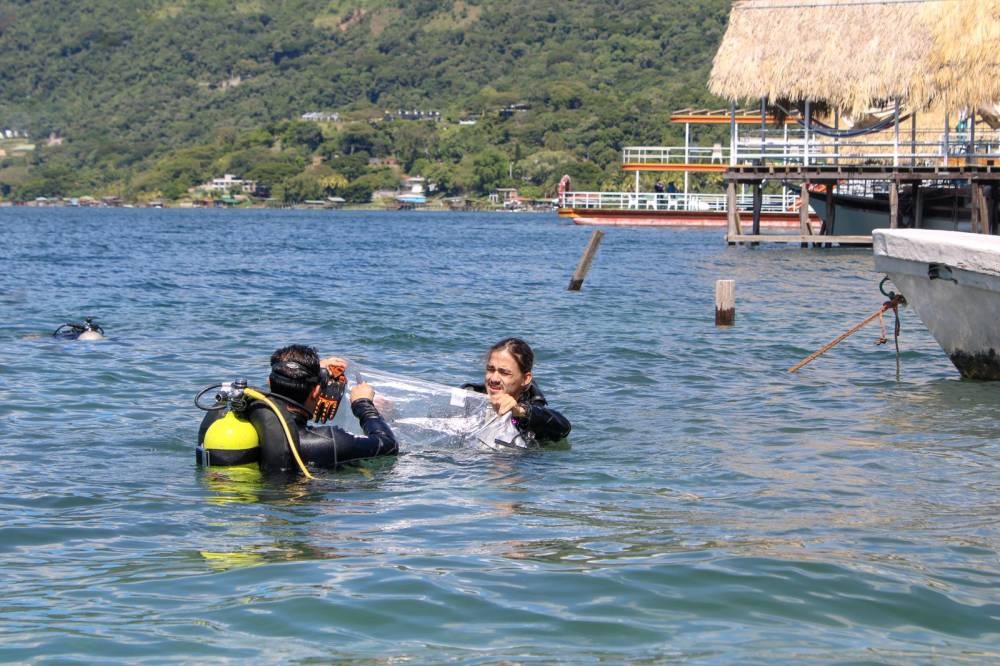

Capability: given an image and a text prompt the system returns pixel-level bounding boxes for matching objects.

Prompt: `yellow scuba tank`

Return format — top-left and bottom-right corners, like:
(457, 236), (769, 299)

(194, 379), (312, 479)
(197, 410), (261, 467)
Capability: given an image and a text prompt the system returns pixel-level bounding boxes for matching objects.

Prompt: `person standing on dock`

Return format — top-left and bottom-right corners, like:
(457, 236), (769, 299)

(666, 181), (678, 210)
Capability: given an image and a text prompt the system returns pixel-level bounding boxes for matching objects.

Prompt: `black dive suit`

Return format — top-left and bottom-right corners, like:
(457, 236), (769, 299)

(199, 395), (397, 477)
(461, 381), (571, 443)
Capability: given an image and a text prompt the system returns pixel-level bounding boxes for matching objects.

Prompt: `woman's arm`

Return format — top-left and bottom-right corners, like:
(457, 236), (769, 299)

(518, 402), (571, 442)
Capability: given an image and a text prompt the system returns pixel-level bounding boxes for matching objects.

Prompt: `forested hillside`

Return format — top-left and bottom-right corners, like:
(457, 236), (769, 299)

(0, 0), (732, 203)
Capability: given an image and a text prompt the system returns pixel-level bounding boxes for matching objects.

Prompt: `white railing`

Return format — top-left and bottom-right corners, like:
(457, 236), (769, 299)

(561, 191), (805, 213)
(623, 127), (1000, 168)
(623, 145), (729, 166)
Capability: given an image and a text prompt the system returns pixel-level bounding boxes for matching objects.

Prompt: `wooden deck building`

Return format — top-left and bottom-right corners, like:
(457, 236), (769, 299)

(708, 0), (1000, 245)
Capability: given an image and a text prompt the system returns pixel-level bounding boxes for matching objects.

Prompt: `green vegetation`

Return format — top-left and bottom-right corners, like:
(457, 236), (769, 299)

(0, 0), (731, 204)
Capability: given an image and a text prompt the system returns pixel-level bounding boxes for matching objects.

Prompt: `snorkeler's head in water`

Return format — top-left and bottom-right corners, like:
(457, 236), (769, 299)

(53, 318), (105, 341)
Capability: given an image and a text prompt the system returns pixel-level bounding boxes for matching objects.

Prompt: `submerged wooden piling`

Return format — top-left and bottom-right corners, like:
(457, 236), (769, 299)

(568, 230), (604, 291)
(715, 279), (735, 326)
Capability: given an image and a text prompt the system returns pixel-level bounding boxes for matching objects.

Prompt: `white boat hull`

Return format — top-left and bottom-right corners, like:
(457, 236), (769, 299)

(812, 191), (971, 236)
(873, 229), (1000, 379)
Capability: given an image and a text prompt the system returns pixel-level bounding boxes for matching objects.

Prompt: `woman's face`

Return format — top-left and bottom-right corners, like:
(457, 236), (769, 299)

(485, 349), (532, 399)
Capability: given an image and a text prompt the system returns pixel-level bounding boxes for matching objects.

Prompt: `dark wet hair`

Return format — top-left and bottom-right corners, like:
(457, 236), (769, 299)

(269, 344), (321, 403)
(487, 337), (534, 374)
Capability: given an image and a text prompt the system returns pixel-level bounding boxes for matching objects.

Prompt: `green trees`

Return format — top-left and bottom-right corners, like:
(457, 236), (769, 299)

(471, 148), (510, 193)
(0, 0), (731, 203)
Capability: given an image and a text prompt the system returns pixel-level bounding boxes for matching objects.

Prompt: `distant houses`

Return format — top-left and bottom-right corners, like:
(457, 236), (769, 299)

(298, 105), (527, 127)
(0, 128), (34, 155)
(383, 109), (441, 122)
(301, 112), (340, 122)
(499, 103), (529, 120)
(198, 173), (257, 194)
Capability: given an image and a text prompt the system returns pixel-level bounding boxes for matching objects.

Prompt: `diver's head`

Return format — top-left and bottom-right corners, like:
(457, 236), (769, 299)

(484, 337), (534, 400)
(269, 344), (322, 404)
(53, 317), (105, 341)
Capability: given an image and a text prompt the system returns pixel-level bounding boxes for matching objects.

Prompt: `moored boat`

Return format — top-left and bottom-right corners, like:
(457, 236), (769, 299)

(559, 190), (816, 229)
(558, 108), (821, 230)
(811, 185), (972, 236)
(396, 193), (427, 205)
(873, 228), (1000, 379)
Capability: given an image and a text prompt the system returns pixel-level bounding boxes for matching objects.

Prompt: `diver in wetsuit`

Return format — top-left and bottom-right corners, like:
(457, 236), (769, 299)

(462, 337), (571, 444)
(198, 344), (397, 477)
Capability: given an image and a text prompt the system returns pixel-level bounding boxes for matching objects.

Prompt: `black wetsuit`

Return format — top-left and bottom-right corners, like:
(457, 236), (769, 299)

(461, 381), (571, 443)
(198, 395), (397, 477)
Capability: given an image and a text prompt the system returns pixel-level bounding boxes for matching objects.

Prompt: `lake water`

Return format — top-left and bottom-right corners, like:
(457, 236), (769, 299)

(2, 207), (998, 664)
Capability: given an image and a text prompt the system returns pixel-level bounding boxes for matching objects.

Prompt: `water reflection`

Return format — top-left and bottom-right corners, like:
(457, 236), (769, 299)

(195, 460), (400, 571)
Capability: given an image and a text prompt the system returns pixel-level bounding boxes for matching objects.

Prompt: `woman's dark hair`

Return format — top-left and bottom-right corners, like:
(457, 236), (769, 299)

(269, 344), (321, 404)
(487, 337), (534, 374)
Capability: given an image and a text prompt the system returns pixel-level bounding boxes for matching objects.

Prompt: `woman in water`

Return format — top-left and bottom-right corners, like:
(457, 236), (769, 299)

(463, 337), (571, 445)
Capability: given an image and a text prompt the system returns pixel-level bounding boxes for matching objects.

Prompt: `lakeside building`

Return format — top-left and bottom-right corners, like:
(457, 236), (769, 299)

(199, 174), (257, 194)
(704, 0), (1000, 243)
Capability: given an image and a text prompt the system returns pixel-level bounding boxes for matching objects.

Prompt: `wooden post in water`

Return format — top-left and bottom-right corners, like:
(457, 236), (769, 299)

(567, 230), (604, 291)
(751, 181), (762, 236)
(825, 183), (835, 235)
(715, 279), (735, 326)
(726, 182), (742, 244)
(988, 184), (997, 235)
(889, 181), (899, 229)
(799, 182), (811, 233)
(969, 182), (979, 234)
(971, 181), (986, 234)
(914, 182), (924, 229)
(799, 182), (811, 247)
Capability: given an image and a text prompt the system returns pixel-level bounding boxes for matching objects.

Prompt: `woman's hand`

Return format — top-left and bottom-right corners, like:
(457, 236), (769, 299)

(490, 392), (525, 417)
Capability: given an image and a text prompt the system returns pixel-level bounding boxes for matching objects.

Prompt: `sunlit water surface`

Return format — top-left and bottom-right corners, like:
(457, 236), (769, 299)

(2, 208), (998, 664)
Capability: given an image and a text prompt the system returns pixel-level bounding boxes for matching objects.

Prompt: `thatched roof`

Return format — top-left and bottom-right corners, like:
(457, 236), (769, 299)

(709, 0), (1000, 117)
(920, 0), (1000, 111)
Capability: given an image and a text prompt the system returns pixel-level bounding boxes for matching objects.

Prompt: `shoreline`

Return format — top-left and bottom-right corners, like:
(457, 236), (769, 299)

(0, 200), (557, 213)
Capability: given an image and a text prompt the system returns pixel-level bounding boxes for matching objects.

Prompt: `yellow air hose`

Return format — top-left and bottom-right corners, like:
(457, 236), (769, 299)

(243, 387), (316, 480)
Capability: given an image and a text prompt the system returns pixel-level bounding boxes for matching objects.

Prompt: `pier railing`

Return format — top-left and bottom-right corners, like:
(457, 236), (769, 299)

(623, 127), (1000, 169)
(623, 146), (727, 166)
(561, 191), (804, 213)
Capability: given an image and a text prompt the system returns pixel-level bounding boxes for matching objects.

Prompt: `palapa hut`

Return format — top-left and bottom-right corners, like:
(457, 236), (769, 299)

(707, 0), (1000, 239)
(921, 1), (1000, 121)
(709, 0), (1000, 122)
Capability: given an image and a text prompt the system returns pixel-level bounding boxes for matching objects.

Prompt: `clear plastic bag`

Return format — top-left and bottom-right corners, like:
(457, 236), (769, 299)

(340, 364), (494, 448)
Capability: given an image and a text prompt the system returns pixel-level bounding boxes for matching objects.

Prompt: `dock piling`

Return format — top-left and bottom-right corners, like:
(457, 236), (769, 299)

(568, 230), (605, 291)
(715, 279), (736, 326)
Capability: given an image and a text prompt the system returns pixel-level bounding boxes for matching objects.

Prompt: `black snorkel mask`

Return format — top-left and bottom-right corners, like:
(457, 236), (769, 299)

(270, 360), (347, 423)
(53, 317), (104, 339)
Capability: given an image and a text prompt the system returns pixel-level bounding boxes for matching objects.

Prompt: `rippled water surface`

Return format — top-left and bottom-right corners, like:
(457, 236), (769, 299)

(2, 208), (999, 664)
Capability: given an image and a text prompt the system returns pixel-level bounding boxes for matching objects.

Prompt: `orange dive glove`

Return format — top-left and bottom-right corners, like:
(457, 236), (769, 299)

(312, 363), (347, 423)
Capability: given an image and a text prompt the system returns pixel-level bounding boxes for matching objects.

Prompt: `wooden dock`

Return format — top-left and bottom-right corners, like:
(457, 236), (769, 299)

(723, 164), (1000, 245)
(726, 234), (872, 246)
